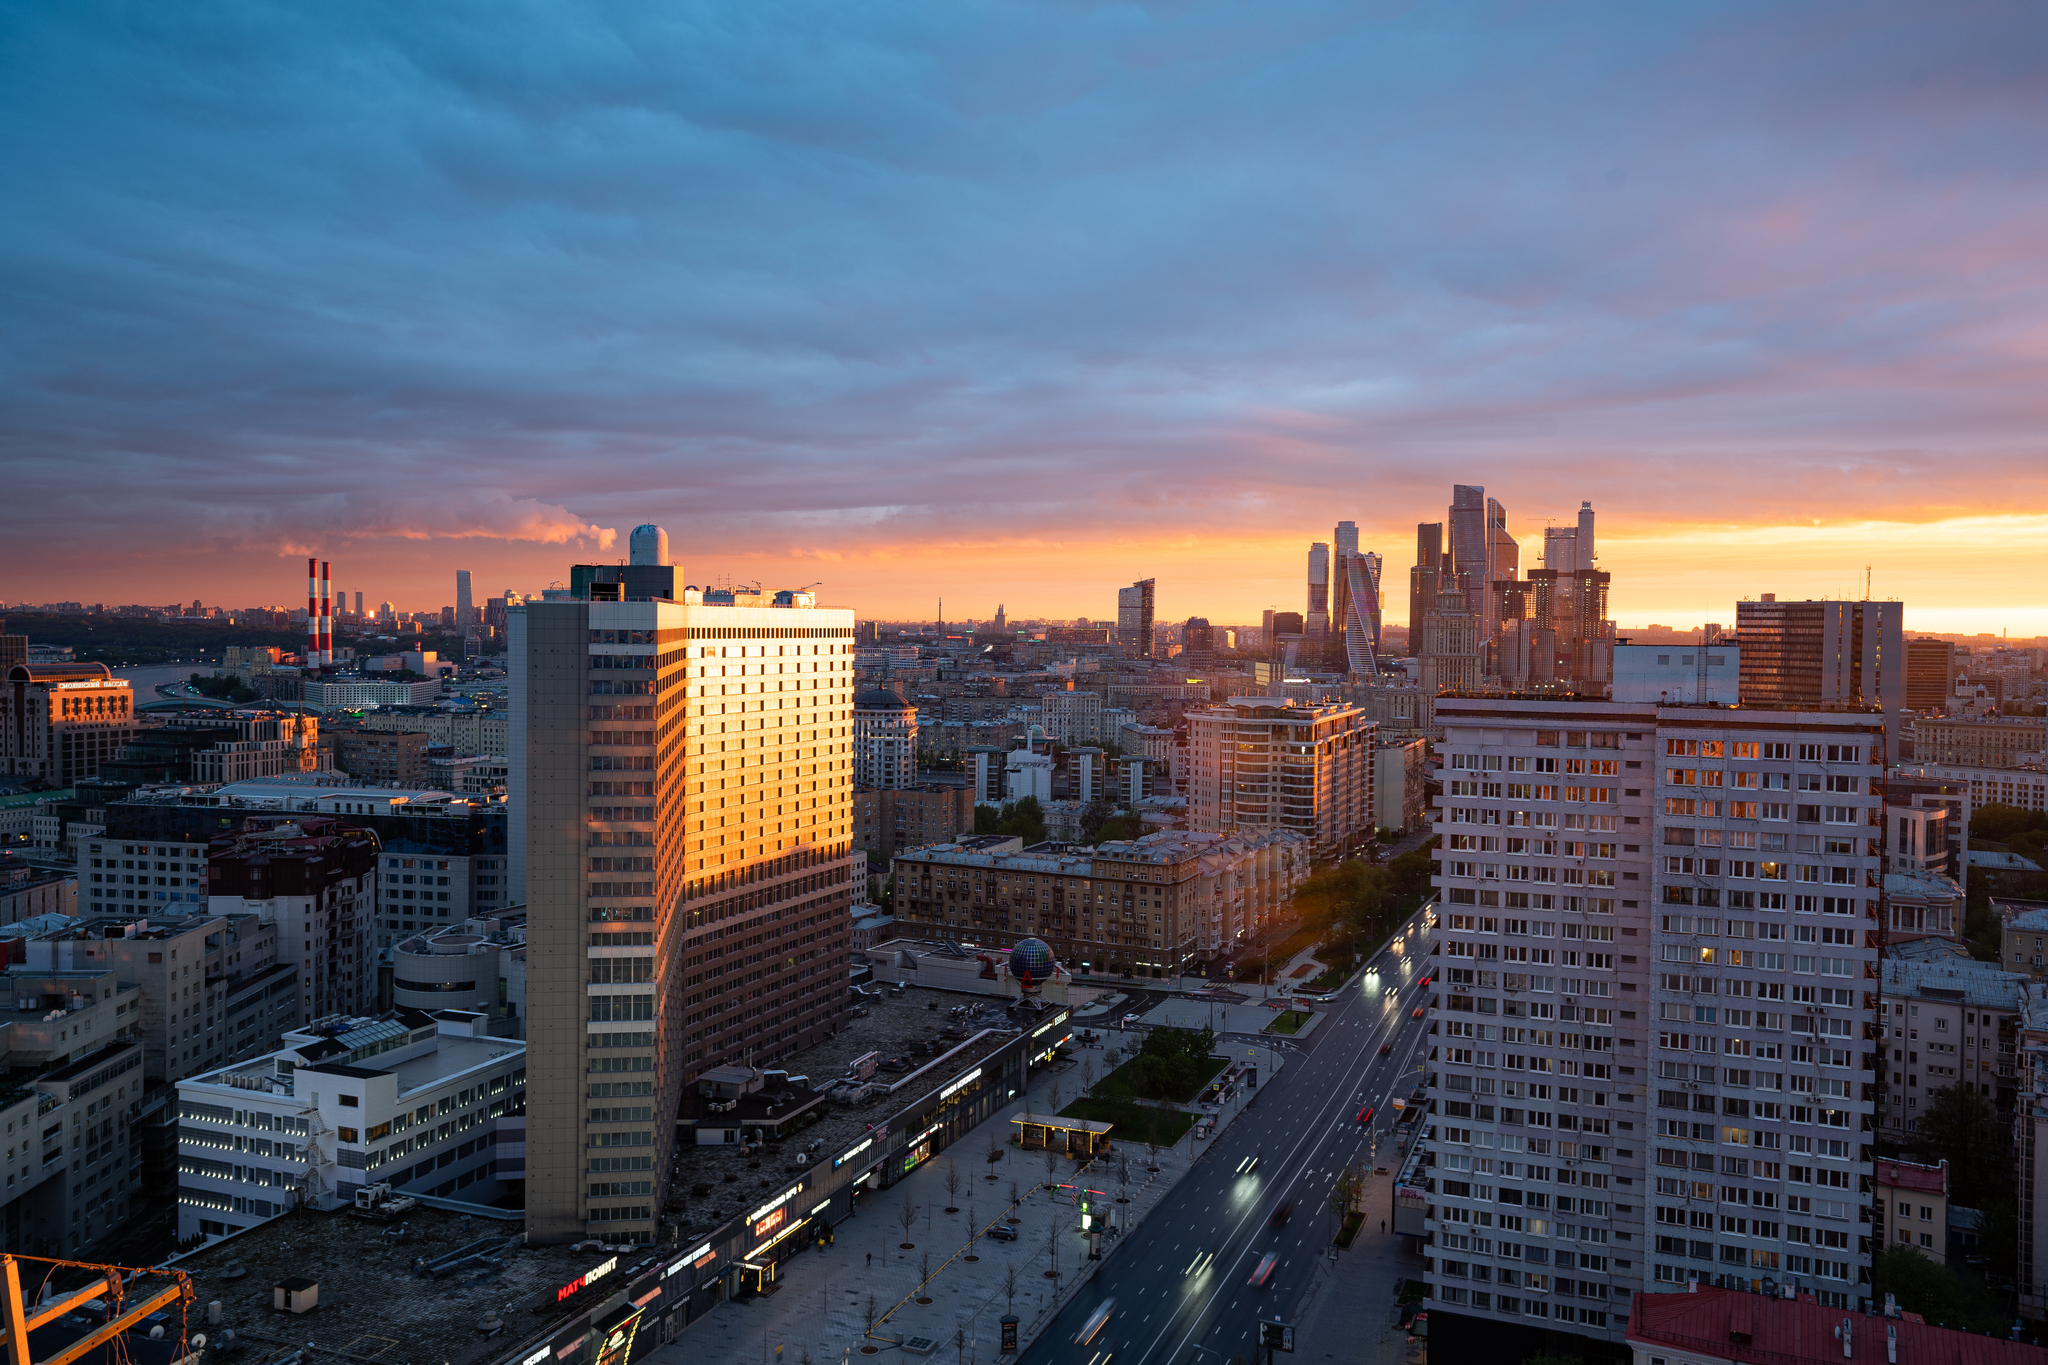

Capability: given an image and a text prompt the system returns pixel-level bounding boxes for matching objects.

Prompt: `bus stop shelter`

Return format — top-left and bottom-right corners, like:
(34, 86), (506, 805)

(1011, 1111), (1115, 1157)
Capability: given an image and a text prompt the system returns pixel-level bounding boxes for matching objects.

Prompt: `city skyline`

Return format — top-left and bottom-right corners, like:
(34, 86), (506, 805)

(4, 4), (2044, 631)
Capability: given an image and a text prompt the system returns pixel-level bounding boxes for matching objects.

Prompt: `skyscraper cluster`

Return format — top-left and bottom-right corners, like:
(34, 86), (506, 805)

(1298, 519), (1385, 677)
(1412, 486), (1613, 696)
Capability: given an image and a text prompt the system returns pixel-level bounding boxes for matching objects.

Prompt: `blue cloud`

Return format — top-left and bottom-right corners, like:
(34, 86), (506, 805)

(3, 0), (2045, 595)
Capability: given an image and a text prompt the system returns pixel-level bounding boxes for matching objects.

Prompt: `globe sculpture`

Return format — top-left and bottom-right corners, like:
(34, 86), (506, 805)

(1009, 937), (1056, 991)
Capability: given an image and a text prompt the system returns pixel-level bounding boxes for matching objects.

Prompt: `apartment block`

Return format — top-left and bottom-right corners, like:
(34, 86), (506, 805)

(0, 1040), (146, 1257)
(1875, 956), (2021, 1144)
(853, 783), (974, 861)
(330, 729), (431, 786)
(1186, 697), (1376, 857)
(1906, 639), (1957, 711)
(1423, 700), (1888, 1346)
(359, 708), (509, 756)
(10, 911), (300, 1084)
(892, 827), (1307, 976)
(174, 1009), (527, 1242)
(510, 593), (857, 1248)
(1911, 716), (2046, 770)
(206, 823), (378, 1021)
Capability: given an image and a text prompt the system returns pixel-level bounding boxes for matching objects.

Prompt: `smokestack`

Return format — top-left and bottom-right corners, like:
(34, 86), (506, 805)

(319, 560), (333, 668)
(307, 557), (320, 669)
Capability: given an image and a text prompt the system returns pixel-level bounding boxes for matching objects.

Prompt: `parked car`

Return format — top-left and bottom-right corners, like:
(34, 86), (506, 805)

(987, 1223), (1019, 1241)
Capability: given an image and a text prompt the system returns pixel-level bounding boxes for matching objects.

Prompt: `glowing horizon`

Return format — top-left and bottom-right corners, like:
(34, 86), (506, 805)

(3, 4), (2043, 629)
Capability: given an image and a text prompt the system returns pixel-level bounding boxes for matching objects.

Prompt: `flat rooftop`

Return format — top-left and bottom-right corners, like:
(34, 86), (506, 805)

(169, 1203), (630, 1365)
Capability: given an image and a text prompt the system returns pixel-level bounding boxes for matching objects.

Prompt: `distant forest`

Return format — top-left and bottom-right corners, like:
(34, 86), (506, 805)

(1, 613), (472, 668)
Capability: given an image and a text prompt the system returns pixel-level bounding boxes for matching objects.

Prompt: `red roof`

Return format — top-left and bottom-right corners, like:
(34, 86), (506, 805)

(1875, 1158), (1949, 1195)
(1628, 1285), (2046, 1365)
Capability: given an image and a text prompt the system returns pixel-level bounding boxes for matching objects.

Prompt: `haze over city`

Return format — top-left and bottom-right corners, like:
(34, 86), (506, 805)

(5, 3), (2046, 631)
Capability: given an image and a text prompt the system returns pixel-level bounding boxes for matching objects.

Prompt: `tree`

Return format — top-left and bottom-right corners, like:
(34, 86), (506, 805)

(863, 1294), (879, 1339)
(974, 796), (1048, 846)
(945, 1161), (962, 1214)
(1004, 1265), (1018, 1315)
(1869, 1245), (2005, 1333)
(918, 1250), (933, 1302)
(1330, 1162), (1364, 1238)
(1911, 1083), (2012, 1208)
(1145, 1140), (1160, 1173)
(965, 1202), (980, 1261)
(899, 1194), (919, 1249)
(1044, 1219), (1062, 1278)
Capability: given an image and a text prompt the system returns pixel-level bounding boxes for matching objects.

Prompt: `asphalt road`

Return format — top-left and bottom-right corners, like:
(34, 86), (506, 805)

(1021, 903), (1437, 1365)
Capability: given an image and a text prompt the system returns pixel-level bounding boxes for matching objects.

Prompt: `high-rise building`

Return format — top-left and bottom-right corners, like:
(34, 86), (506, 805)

(1736, 598), (1905, 758)
(1334, 552), (1384, 676)
(1423, 697), (1887, 1339)
(1334, 520), (1359, 559)
(1906, 638), (1957, 711)
(853, 687), (918, 789)
(1411, 523), (1444, 644)
(456, 570), (473, 629)
(1117, 579), (1156, 659)
(1306, 544), (1330, 639)
(1448, 485), (1489, 615)
(1185, 697), (1376, 857)
(1182, 616), (1216, 669)
(510, 586), (857, 1246)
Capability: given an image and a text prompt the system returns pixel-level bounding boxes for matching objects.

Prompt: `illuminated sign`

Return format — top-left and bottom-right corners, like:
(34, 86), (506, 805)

(665, 1243), (711, 1278)
(556, 1256), (618, 1303)
(523, 1351), (551, 1365)
(753, 1206), (787, 1240)
(832, 1137), (873, 1169)
(810, 1199), (832, 1215)
(939, 1067), (982, 1099)
(747, 1180), (807, 1225)
(1030, 1014), (1068, 1039)
(591, 1308), (645, 1365)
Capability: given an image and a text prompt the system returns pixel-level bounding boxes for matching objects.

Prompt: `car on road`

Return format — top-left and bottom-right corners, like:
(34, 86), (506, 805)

(987, 1223), (1019, 1241)
(1417, 975), (1432, 988)
(1237, 1153), (1261, 1175)
(1378, 1042), (1393, 1056)
(1075, 1299), (1117, 1347)
(1249, 1253), (1278, 1288)
(1271, 1202), (1292, 1227)
(1412, 1006), (1425, 1018)
(1357, 1105), (1375, 1126)
(1121, 1013), (1144, 1025)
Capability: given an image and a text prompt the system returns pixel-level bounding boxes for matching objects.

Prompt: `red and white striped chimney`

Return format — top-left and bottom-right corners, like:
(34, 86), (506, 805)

(307, 556), (320, 667)
(319, 560), (333, 667)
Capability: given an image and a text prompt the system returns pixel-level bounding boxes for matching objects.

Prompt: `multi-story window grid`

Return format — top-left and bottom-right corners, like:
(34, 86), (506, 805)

(1644, 713), (1882, 1312)
(1424, 701), (1887, 1341)
(1427, 701), (1657, 1342)
(515, 599), (858, 1248)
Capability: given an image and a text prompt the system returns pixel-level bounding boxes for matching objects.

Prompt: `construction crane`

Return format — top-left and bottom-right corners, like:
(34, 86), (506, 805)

(3, 1254), (195, 1365)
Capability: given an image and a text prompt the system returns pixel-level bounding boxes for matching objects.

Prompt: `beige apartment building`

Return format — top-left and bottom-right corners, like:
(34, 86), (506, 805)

(1912, 716), (2046, 769)
(511, 593), (858, 1247)
(891, 826), (1307, 976)
(2, 662), (135, 786)
(1186, 697), (1375, 858)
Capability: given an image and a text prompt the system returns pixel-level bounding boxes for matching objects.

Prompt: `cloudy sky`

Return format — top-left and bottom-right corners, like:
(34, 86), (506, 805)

(5, 1), (2045, 632)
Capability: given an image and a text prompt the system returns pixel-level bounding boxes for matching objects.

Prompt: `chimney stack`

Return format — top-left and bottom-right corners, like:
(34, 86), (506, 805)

(306, 557), (320, 668)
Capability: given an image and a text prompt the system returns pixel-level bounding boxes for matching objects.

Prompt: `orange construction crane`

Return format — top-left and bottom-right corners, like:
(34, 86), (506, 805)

(3, 1254), (194, 1365)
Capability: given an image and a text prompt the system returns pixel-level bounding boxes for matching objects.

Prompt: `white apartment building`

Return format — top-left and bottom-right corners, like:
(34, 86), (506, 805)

(174, 1009), (527, 1243)
(1424, 699), (1886, 1346)
(1040, 688), (1107, 746)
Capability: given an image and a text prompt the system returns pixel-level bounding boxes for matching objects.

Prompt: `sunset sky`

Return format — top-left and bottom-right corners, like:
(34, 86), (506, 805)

(5, 3), (2045, 634)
